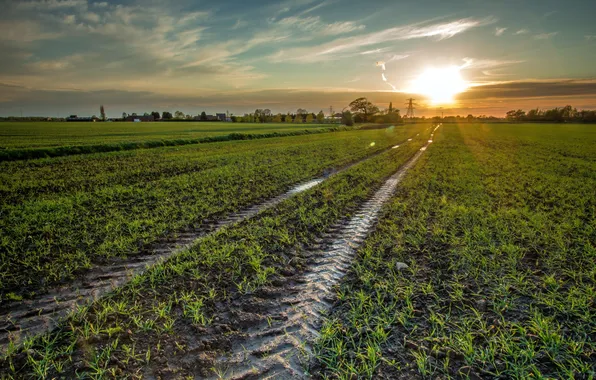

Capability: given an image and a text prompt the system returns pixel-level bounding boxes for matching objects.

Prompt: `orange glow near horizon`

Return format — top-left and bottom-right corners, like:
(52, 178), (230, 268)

(408, 66), (469, 105)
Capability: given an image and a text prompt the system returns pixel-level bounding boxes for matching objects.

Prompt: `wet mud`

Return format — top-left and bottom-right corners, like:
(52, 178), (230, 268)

(181, 129), (439, 379)
(0, 139), (417, 350)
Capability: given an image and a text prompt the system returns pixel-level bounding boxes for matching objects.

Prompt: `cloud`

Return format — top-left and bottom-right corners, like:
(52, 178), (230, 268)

(3, 80), (596, 116)
(533, 32), (558, 40)
(269, 17), (496, 63)
(514, 29), (529, 35)
(495, 27), (507, 36)
(585, 35), (596, 41)
(0, 20), (63, 42)
(14, 0), (87, 10)
(321, 21), (365, 35)
(462, 58), (524, 69)
(275, 15), (364, 36)
(461, 79), (596, 100)
(298, 0), (335, 16)
(83, 12), (100, 23)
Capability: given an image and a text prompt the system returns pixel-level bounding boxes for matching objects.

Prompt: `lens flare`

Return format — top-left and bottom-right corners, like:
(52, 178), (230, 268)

(408, 65), (469, 104)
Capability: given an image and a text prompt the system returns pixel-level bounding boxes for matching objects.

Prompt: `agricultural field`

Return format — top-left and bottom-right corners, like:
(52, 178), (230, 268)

(0, 122), (330, 149)
(0, 122), (338, 161)
(0, 123), (594, 379)
(0, 125), (426, 302)
(315, 124), (596, 378)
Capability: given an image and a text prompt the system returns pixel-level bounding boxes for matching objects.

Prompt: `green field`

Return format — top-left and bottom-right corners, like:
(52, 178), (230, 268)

(316, 124), (596, 378)
(0, 123), (594, 379)
(0, 122), (330, 149)
(0, 125), (424, 300)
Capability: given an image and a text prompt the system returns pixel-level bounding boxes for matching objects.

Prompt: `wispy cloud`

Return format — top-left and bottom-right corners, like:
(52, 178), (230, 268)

(463, 57), (525, 69)
(533, 32), (558, 40)
(495, 27), (507, 36)
(269, 17), (496, 63)
(585, 35), (596, 41)
(514, 29), (529, 35)
(15, 0), (87, 10)
(275, 15), (364, 36)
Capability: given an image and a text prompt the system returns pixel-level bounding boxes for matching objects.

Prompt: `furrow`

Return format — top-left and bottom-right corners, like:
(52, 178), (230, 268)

(0, 136), (417, 350)
(207, 126), (439, 379)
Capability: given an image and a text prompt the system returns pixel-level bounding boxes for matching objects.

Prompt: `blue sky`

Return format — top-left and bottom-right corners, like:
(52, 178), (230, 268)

(1, 0), (595, 117)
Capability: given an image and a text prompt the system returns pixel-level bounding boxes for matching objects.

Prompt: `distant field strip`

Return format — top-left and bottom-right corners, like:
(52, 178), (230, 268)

(0, 126), (346, 162)
(0, 122), (332, 149)
(315, 124), (596, 379)
(0, 126), (426, 301)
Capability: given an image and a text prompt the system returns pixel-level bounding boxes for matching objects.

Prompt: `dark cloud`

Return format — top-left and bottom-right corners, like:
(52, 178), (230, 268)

(459, 80), (596, 100)
(2, 80), (596, 117)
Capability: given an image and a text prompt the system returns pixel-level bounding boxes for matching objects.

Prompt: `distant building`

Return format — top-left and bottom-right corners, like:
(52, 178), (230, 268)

(216, 113), (227, 122)
(206, 115), (219, 121)
(66, 115), (99, 122)
(125, 114), (154, 122)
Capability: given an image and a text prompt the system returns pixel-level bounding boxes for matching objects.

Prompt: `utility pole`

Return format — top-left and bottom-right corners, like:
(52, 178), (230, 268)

(405, 98), (416, 119)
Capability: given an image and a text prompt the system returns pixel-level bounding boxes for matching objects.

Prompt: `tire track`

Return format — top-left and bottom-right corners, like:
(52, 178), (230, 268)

(0, 136), (418, 350)
(205, 125), (440, 379)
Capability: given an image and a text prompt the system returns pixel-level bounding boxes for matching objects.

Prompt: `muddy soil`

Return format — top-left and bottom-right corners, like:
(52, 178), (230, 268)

(159, 133), (437, 379)
(0, 140), (415, 350)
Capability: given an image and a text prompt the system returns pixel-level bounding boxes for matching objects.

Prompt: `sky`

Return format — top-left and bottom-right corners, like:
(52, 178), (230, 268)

(1, 0), (595, 117)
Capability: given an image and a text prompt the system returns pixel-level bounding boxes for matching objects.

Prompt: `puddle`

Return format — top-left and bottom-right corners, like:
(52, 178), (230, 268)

(0, 136), (419, 350)
(206, 132), (438, 379)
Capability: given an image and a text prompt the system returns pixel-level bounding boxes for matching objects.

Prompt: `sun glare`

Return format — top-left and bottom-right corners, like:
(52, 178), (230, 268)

(409, 66), (469, 104)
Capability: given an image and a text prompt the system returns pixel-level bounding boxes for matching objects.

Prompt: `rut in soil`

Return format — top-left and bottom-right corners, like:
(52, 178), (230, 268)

(0, 137), (417, 350)
(204, 126), (439, 379)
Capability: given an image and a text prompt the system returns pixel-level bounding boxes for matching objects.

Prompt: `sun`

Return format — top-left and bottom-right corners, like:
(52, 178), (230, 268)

(409, 66), (469, 104)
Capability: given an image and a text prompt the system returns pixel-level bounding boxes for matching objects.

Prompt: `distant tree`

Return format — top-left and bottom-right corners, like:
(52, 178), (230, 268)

(122, 112), (128, 119)
(162, 111), (173, 120)
(174, 110), (185, 119)
(151, 111), (161, 120)
(100, 105), (106, 121)
(263, 109), (272, 122)
(316, 110), (325, 123)
(341, 111), (354, 126)
(388, 102), (393, 113)
(349, 97), (379, 122)
(467, 114), (474, 122)
(143, 112), (150, 116)
(506, 109), (526, 121)
(285, 113), (292, 123)
(273, 113), (282, 123)
(186, 114), (193, 120)
(200, 111), (207, 121)
(306, 113), (314, 123)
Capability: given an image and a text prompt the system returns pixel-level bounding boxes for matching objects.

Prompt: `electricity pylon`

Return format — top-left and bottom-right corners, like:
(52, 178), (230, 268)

(405, 98), (417, 118)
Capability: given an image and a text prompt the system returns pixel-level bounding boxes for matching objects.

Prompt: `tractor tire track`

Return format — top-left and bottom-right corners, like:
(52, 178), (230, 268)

(202, 126), (440, 379)
(0, 137), (417, 350)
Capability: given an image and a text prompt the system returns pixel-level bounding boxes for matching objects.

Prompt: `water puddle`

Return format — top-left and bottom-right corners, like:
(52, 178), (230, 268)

(207, 131), (438, 379)
(0, 137), (418, 350)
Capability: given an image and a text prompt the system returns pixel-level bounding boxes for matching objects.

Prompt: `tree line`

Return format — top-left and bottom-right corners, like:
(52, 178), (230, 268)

(506, 106), (596, 123)
(3, 101), (596, 123)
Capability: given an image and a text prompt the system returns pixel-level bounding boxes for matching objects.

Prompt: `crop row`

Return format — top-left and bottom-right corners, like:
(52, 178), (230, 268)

(314, 123), (596, 379)
(0, 126), (426, 300)
(0, 126), (344, 162)
(0, 129), (431, 378)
